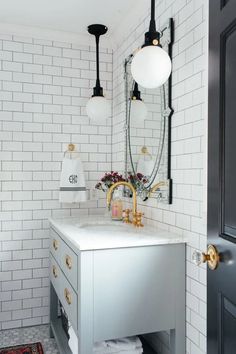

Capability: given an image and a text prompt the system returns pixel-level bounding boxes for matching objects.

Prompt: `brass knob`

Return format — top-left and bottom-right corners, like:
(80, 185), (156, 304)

(52, 265), (58, 278)
(65, 255), (72, 269)
(192, 245), (220, 270)
(123, 209), (132, 224)
(64, 288), (72, 305)
(53, 239), (58, 251)
(132, 211), (144, 227)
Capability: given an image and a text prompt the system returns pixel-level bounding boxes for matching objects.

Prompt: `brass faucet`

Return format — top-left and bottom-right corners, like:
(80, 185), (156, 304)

(107, 181), (143, 227)
(148, 181), (166, 197)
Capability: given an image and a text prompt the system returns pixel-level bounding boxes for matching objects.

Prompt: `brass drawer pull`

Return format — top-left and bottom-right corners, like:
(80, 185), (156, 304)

(64, 288), (72, 305)
(52, 265), (58, 278)
(65, 255), (72, 269)
(53, 239), (59, 251)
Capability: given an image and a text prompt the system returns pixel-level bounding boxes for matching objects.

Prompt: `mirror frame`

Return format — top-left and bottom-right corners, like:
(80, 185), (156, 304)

(124, 18), (174, 204)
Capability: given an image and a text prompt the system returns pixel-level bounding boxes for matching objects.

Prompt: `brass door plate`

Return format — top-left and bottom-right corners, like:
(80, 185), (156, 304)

(203, 245), (220, 270)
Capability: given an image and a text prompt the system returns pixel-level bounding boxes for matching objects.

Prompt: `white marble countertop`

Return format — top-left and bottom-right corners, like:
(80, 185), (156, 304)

(49, 216), (187, 251)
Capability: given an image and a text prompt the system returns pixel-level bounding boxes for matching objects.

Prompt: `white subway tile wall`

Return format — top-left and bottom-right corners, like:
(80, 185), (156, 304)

(0, 1), (208, 353)
(0, 35), (112, 330)
(112, 0), (208, 353)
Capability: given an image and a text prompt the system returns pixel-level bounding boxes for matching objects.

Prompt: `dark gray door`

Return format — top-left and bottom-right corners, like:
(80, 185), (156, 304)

(208, 0), (236, 353)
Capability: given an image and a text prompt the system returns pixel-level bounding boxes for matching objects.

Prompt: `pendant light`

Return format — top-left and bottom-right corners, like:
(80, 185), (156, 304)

(131, 0), (172, 89)
(86, 24), (110, 121)
(130, 82), (148, 124)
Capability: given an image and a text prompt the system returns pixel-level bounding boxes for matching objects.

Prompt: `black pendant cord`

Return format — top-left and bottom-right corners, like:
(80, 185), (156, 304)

(149, 0), (156, 33)
(143, 0), (160, 47)
(95, 34), (101, 92)
(87, 24), (108, 97)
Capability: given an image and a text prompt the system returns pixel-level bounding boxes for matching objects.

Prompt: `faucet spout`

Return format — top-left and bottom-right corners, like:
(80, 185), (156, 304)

(149, 181), (166, 197)
(106, 181), (137, 216)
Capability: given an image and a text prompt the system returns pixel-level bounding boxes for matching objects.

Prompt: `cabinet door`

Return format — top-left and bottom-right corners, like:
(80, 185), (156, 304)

(50, 228), (61, 264)
(50, 227), (78, 291)
(59, 268), (78, 331)
(50, 255), (61, 299)
(93, 245), (183, 341)
(60, 238), (78, 291)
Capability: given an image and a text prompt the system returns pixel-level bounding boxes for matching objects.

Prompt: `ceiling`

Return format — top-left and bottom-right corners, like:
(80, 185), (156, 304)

(0, 0), (148, 44)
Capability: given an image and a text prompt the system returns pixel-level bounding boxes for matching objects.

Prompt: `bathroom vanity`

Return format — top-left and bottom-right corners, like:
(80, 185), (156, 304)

(49, 217), (186, 354)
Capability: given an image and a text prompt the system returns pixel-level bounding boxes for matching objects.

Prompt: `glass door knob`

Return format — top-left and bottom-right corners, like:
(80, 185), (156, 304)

(192, 245), (220, 270)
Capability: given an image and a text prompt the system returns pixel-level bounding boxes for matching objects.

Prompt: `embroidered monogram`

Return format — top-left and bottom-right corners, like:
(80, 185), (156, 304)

(69, 175), (78, 184)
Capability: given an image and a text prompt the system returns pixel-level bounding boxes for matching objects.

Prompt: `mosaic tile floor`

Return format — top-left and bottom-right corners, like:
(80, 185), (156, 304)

(0, 325), (59, 354)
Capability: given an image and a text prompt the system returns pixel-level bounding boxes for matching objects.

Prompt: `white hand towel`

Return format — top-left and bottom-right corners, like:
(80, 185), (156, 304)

(118, 350), (143, 354)
(59, 157), (87, 203)
(93, 336), (143, 354)
(93, 347), (143, 354)
(93, 341), (109, 353)
(107, 337), (142, 351)
(68, 325), (79, 354)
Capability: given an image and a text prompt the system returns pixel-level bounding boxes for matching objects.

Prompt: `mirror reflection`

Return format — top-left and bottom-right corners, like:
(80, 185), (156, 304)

(124, 20), (173, 203)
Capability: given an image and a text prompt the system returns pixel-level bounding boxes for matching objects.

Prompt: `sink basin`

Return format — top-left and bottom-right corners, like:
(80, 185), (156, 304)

(76, 219), (129, 233)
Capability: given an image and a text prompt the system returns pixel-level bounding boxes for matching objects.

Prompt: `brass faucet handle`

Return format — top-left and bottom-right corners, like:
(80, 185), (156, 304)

(132, 211), (144, 227)
(123, 209), (132, 224)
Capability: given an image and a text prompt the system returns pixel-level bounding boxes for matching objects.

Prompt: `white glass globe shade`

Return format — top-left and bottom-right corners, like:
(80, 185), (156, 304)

(86, 96), (110, 121)
(130, 99), (148, 124)
(131, 45), (172, 89)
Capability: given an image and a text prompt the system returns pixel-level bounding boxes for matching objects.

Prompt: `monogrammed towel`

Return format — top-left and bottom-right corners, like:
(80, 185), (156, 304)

(59, 158), (87, 203)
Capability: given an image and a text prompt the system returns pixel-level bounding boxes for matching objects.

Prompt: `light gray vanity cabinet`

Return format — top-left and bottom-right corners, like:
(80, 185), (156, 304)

(49, 222), (186, 354)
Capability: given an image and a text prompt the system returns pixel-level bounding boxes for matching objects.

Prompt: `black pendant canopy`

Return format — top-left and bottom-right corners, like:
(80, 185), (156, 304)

(143, 0), (160, 47)
(87, 24), (108, 97)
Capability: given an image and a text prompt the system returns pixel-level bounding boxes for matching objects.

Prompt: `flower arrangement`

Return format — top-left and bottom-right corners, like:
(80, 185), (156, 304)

(128, 172), (148, 186)
(95, 171), (126, 192)
(95, 171), (147, 192)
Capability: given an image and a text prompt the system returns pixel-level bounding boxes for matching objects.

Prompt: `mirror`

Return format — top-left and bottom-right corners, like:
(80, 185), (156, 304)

(124, 19), (173, 203)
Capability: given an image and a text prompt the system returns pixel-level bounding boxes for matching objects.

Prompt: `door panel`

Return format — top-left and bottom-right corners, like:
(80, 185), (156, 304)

(222, 21), (236, 240)
(220, 296), (236, 354)
(208, 1), (236, 353)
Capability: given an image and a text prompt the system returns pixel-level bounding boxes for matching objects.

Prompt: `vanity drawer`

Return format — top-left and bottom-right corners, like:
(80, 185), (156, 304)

(50, 228), (61, 264)
(60, 270), (78, 331)
(50, 255), (61, 299)
(60, 239), (78, 291)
